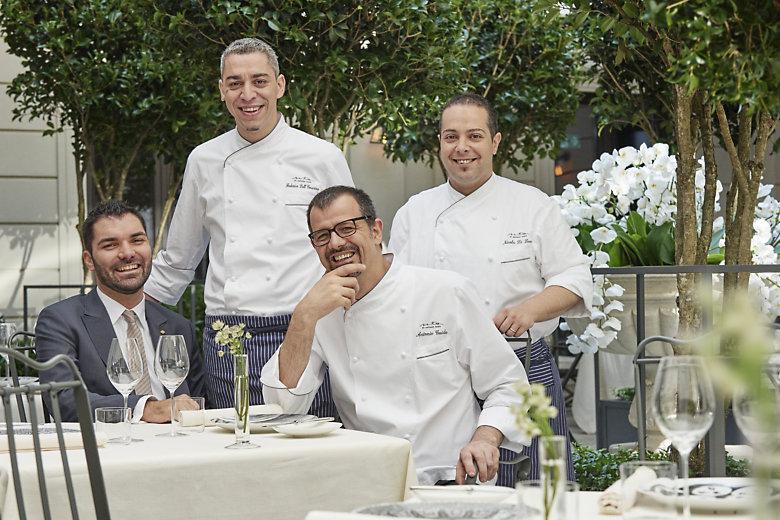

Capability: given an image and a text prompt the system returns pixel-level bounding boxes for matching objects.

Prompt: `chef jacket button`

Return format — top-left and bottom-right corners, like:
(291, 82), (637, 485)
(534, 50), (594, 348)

(230, 236), (236, 243)
(400, 306), (406, 313)
(487, 256), (494, 263)
(401, 352), (407, 359)
(265, 274), (271, 281)
(266, 237), (273, 244)
(403, 433), (411, 440)
(231, 310), (237, 315)
(272, 197), (278, 203)
(484, 299), (490, 306)
(276, 158), (283, 164)
(352, 356), (359, 363)
(492, 215), (498, 221)
(228, 198), (234, 204)
(404, 395), (411, 403)
(361, 396), (367, 402)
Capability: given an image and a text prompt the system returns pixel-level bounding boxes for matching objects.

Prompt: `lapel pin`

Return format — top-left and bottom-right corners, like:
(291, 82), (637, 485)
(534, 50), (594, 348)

(160, 329), (166, 335)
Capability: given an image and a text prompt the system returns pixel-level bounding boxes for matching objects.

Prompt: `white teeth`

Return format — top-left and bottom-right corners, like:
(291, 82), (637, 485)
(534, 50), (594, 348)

(333, 252), (354, 261)
(241, 106), (260, 113)
(456, 159), (475, 165)
(117, 264), (139, 272)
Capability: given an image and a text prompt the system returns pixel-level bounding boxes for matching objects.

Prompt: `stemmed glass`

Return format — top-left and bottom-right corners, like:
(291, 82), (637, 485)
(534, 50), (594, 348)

(0, 322), (18, 382)
(154, 335), (189, 437)
(106, 338), (144, 443)
(651, 355), (716, 519)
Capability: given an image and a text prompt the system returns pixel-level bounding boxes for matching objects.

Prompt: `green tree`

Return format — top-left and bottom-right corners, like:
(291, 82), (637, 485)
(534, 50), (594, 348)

(569, 0), (780, 334)
(156, 0), (464, 151)
(0, 0), (223, 259)
(379, 0), (584, 175)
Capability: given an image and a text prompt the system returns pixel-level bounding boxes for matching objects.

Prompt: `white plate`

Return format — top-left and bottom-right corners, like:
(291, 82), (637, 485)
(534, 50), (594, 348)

(273, 421), (342, 437)
(355, 502), (538, 519)
(409, 485), (515, 503)
(643, 477), (780, 511)
(213, 414), (316, 433)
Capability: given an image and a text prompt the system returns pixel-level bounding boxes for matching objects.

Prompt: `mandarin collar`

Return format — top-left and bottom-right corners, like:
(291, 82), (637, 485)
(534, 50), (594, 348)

(233, 114), (289, 152)
(445, 172), (497, 203)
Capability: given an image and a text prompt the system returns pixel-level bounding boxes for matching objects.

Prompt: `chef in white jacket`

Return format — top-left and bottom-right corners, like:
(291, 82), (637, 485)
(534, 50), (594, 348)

(389, 93), (592, 484)
(145, 38), (353, 415)
(261, 186), (530, 485)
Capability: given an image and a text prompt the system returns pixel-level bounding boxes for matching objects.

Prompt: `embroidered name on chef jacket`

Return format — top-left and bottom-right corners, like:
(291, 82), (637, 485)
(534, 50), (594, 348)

(503, 231), (532, 245)
(285, 175), (321, 193)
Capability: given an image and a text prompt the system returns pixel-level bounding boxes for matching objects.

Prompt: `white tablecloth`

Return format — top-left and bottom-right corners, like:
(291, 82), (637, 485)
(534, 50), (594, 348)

(0, 423), (416, 520)
(305, 490), (753, 519)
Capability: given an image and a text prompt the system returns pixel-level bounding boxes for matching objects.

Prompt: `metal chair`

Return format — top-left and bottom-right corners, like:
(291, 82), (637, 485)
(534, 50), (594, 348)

(0, 347), (111, 520)
(8, 331), (41, 422)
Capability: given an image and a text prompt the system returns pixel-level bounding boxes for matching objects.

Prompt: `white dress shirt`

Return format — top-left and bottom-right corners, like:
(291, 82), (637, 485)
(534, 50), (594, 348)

(96, 288), (166, 421)
(389, 174), (593, 341)
(261, 258), (530, 484)
(145, 116), (354, 315)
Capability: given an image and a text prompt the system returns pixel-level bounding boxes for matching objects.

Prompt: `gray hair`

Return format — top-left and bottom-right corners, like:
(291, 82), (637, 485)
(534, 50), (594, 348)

(220, 38), (280, 77)
(307, 186), (377, 232)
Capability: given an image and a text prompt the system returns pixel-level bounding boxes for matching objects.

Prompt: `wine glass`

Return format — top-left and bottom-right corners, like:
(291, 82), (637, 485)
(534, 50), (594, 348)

(0, 322), (18, 383)
(154, 335), (189, 437)
(651, 355), (716, 520)
(106, 337), (144, 443)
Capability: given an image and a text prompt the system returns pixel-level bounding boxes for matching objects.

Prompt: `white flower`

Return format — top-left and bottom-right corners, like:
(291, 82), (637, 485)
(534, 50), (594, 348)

(591, 226), (617, 245)
(605, 284), (625, 297)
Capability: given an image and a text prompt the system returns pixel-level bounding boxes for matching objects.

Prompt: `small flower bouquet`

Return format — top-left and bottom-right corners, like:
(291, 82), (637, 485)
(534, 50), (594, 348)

(514, 383), (563, 520)
(212, 320), (255, 448)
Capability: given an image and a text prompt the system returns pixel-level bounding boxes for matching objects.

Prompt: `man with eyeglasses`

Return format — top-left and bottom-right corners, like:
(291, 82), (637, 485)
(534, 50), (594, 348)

(261, 186), (530, 485)
(144, 38), (353, 414)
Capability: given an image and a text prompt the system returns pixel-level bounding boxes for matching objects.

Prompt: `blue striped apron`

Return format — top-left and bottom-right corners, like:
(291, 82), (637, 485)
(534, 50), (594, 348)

(497, 338), (575, 487)
(202, 314), (337, 418)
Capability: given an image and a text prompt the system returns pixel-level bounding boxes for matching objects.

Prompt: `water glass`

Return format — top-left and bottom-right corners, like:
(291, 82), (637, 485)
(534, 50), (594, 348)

(95, 407), (131, 444)
(175, 396), (206, 433)
(619, 461), (677, 519)
(517, 479), (579, 520)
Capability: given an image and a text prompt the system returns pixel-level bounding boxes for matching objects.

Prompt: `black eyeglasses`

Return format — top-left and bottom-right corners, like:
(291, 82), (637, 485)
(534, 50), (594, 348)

(308, 216), (374, 246)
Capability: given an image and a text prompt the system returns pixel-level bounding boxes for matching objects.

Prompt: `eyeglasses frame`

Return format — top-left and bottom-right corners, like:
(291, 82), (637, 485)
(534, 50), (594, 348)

(308, 215), (374, 246)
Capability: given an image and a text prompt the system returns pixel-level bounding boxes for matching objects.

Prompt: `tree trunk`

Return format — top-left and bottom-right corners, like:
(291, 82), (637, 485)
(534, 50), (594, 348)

(672, 85), (700, 342)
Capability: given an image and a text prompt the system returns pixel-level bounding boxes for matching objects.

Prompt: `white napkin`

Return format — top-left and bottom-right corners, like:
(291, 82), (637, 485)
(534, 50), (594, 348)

(179, 403), (283, 427)
(598, 466), (657, 515)
(0, 427), (108, 452)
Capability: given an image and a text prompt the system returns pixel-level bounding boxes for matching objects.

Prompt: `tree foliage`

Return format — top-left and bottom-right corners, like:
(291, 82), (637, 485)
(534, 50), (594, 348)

(0, 0), (224, 254)
(569, 0), (780, 335)
(379, 0), (584, 174)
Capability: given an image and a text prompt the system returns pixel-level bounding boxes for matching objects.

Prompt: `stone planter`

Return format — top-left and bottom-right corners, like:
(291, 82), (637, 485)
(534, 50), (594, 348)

(597, 399), (637, 450)
(569, 274), (678, 439)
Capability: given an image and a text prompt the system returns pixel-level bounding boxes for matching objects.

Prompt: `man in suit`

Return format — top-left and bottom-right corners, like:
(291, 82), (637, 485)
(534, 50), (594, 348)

(37, 200), (205, 422)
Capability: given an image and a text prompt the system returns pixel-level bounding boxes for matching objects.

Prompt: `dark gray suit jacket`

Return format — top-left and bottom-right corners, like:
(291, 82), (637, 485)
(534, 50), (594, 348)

(35, 289), (205, 421)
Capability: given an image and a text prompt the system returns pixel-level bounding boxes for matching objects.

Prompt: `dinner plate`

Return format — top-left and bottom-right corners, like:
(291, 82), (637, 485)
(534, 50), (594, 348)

(273, 421), (341, 437)
(355, 501), (538, 519)
(409, 485), (516, 504)
(643, 477), (780, 511)
(213, 414), (317, 433)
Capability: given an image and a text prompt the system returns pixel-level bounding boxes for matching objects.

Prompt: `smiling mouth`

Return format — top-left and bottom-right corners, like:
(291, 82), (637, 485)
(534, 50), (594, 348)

(454, 158), (477, 165)
(332, 251), (355, 262)
(115, 263), (140, 273)
(239, 105), (262, 114)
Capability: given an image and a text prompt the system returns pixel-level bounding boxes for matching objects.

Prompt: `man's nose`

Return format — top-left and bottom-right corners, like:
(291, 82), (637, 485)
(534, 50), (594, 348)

(328, 230), (348, 248)
(456, 136), (470, 151)
(240, 83), (255, 100)
(118, 242), (134, 258)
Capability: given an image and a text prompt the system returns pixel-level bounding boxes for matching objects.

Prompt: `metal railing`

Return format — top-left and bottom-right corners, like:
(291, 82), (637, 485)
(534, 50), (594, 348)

(590, 264), (780, 477)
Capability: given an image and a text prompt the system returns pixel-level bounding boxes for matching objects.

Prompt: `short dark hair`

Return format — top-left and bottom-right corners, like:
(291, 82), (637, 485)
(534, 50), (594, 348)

(307, 186), (377, 231)
(82, 200), (147, 252)
(439, 93), (499, 137)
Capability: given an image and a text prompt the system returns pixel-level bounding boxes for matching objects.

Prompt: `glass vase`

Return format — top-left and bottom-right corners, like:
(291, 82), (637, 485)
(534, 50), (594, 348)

(225, 353), (259, 449)
(538, 435), (567, 520)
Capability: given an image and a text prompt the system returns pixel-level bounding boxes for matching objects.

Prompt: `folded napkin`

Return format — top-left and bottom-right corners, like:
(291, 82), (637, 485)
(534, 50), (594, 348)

(0, 424), (108, 452)
(598, 466), (657, 515)
(179, 403), (283, 427)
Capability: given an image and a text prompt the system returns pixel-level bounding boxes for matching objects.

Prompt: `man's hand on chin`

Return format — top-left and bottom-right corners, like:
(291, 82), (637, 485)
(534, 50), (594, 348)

(456, 425), (504, 484)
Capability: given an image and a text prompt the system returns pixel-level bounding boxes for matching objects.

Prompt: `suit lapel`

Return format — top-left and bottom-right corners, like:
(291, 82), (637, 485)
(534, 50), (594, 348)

(81, 290), (116, 367)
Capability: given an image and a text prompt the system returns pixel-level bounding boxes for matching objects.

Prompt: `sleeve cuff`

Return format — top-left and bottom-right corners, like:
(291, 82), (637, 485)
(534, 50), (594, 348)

(478, 405), (530, 452)
(132, 395), (153, 423)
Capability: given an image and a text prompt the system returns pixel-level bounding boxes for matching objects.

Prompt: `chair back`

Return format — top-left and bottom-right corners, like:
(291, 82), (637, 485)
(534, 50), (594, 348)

(8, 331), (42, 422)
(0, 347), (111, 520)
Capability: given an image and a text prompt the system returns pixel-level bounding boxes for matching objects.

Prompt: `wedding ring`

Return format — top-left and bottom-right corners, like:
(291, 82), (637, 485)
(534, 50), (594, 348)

(508, 328), (517, 334)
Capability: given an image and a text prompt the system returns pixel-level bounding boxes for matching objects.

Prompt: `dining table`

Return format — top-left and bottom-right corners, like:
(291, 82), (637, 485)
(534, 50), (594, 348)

(0, 421), (416, 520)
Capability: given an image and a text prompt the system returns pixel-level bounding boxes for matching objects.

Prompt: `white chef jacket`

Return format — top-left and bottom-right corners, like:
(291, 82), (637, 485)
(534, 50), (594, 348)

(261, 257), (530, 484)
(145, 116), (354, 315)
(389, 174), (593, 342)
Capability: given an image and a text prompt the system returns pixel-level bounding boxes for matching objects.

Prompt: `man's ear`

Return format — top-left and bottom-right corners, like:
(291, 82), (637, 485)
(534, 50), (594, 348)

(82, 250), (96, 273)
(218, 79), (225, 101)
(372, 218), (384, 245)
(276, 74), (286, 99)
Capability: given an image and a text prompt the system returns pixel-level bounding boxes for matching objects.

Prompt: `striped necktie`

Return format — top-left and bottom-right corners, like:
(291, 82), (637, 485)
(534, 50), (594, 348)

(122, 310), (152, 396)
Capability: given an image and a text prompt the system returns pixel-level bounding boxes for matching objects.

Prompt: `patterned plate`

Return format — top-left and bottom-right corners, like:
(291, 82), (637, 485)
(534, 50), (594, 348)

(644, 477), (780, 511)
(354, 501), (539, 519)
(213, 414), (317, 433)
